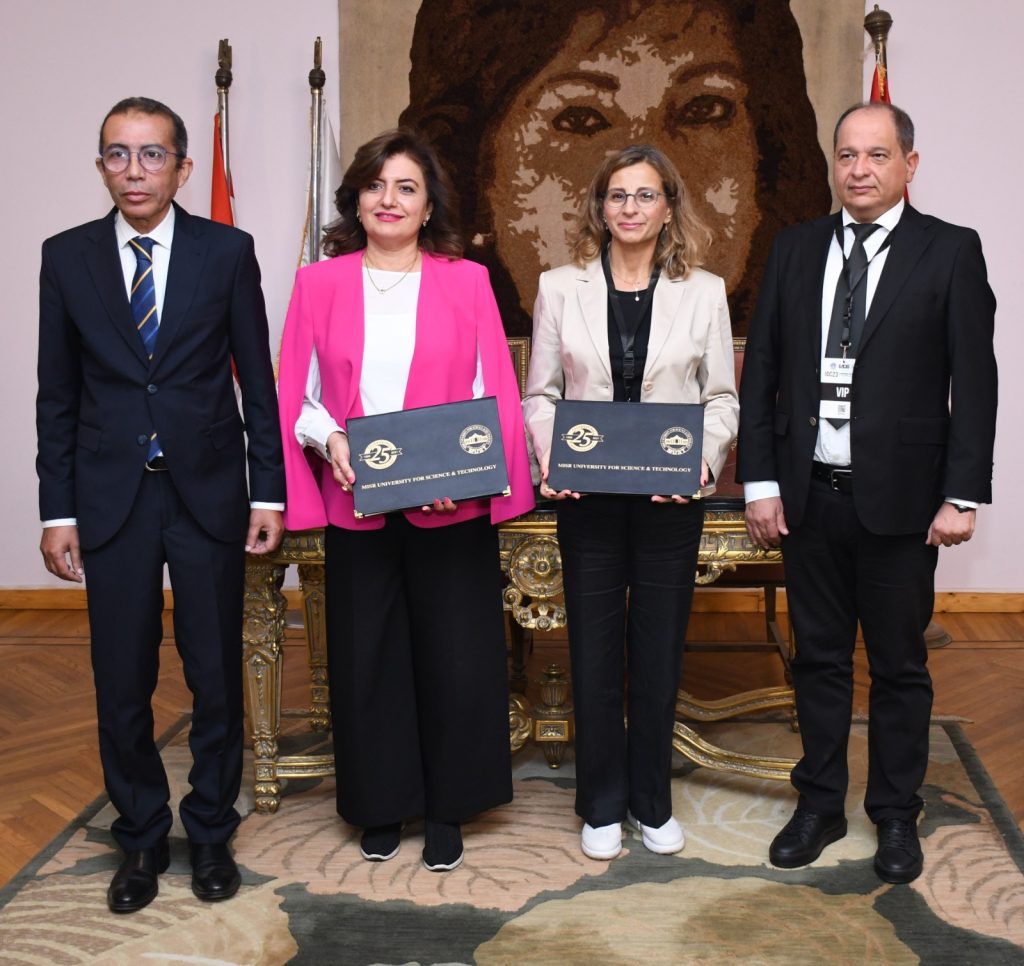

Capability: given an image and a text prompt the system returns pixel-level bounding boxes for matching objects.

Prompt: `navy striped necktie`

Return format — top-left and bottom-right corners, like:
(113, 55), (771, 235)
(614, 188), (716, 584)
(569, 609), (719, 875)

(129, 236), (160, 459)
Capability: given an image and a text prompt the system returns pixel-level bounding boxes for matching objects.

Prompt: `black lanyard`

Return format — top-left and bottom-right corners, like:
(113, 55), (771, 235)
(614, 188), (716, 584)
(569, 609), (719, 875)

(833, 222), (895, 352)
(601, 247), (660, 392)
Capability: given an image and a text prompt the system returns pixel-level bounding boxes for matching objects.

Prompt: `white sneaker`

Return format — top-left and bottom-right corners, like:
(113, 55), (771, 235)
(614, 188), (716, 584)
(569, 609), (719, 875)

(581, 822), (623, 860)
(627, 811), (685, 854)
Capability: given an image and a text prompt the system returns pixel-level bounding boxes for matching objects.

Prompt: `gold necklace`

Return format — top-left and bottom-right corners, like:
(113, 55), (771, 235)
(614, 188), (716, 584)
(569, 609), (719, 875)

(363, 251), (419, 294)
(610, 266), (651, 302)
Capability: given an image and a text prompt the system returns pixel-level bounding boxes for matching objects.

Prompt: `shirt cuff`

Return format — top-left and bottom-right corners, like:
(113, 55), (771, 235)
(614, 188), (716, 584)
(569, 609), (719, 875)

(945, 498), (978, 509)
(42, 518), (77, 528)
(743, 481), (781, 504)
(250, 502), (285, 512)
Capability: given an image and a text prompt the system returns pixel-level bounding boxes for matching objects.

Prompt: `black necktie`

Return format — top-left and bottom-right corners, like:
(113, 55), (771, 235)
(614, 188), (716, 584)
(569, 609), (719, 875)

(825, 222), (880, 427)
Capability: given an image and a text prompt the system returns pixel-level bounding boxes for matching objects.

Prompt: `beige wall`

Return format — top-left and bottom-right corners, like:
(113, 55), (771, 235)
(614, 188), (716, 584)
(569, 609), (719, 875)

(1, 0), (1020, 591)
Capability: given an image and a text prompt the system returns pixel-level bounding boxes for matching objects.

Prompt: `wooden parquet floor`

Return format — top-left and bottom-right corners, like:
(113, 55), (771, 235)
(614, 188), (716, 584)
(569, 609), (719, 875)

(0, 607), (1021, 890)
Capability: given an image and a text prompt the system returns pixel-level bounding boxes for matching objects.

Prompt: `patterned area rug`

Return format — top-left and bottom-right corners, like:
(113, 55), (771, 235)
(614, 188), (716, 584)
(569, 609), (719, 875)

(2, 719), (1023, 964)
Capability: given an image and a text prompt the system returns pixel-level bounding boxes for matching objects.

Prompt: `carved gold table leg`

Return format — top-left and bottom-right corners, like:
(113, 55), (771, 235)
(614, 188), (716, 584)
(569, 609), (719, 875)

(243, 558), (287, 813)
(297, 563), (330, 732)
(533, 664), (573, 768)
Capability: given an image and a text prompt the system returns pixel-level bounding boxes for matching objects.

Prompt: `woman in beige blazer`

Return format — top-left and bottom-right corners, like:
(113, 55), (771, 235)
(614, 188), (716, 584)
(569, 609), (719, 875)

(523, 145), (739, 862)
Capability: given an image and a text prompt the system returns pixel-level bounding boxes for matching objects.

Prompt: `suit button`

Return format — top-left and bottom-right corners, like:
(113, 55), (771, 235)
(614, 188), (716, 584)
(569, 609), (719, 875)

(644, 382), (653, 390)
(137, 434), (148, 445)
(147, 384), (157, 394)
(809, 417), (817, 427)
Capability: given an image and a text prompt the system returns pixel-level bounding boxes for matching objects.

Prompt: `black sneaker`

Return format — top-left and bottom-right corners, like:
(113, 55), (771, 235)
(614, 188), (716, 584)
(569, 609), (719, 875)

(874, 817), (923, 883)
(769, 807), (847, 868)
(360, 823), (402, 861)
(422, 820), (464, 871)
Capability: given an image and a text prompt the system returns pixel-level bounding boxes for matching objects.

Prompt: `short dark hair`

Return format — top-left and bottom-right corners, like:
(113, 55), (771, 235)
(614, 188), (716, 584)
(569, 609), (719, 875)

(99, 97), (189, 166)
(323, 127), (463, 259)
(833, 102), (915, 156)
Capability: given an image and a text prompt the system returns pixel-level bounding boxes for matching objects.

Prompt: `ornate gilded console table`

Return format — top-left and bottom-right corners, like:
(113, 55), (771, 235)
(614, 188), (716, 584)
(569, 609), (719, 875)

(242, 503), (796, 813)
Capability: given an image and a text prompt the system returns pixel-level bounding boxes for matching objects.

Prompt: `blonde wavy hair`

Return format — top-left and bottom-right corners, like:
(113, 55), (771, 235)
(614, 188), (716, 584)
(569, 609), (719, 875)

(569, 145), (713, 279)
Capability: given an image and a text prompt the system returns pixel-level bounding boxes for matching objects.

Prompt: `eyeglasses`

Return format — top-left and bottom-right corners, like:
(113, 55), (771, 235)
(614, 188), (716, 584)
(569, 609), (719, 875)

(602, 189), (665, 209)
(99, 145), (184, 173)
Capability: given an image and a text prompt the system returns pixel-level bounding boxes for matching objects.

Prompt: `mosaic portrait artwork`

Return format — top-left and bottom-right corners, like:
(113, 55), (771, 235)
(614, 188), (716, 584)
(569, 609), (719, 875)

(359, 0), (865, 336)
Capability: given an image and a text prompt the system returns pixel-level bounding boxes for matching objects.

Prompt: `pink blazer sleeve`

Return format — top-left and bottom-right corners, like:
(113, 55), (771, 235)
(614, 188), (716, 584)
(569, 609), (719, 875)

(474, 265), (536, 524)
(277, 268), (329, 531)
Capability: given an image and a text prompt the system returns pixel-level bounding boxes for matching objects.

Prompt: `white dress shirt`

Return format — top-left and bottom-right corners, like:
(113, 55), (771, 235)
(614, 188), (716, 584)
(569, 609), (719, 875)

(744, 200), (975, 509)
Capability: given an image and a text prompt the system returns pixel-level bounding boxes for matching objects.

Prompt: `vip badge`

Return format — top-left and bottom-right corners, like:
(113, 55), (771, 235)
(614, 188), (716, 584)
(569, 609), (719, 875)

(358, 439), (402, 470)
(459, 423), (494, 455)
(562, 423), (604, 453)
(660, 426), (694, 455)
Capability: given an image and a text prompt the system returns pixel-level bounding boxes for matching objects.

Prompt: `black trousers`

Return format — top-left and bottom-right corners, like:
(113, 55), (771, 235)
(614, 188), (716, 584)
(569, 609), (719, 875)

(82, 470), (245, 851)
(783, 478), (937, 822)
(324, 514), (512, 827)
(556, 495), (704, 828)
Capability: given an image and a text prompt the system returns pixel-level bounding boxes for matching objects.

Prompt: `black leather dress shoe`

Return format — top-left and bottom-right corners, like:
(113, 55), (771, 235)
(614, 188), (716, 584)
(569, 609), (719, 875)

(874, 817), (923, 883)
(189, 842), (241, 901)
(769, 807), (847, 868)
(107, 840), (170, 913)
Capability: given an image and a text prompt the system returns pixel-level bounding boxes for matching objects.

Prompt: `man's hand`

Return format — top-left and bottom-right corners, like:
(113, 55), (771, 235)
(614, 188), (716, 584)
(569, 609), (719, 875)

(745, 496), (789, 549)
(40, 525), (84, 582)
(246, 509), (284, 554)
(327, 431), (355, 493)
(927, 502), (976, 547)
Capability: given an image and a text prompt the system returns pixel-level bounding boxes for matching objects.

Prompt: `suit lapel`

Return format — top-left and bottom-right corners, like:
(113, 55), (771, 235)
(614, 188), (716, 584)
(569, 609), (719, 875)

(155, 204), (206, 371)
(83, 210), (150, 367)
(576, 259), (612, 381)
(646, 274), (685, 373)
(859, 206), (933, 352)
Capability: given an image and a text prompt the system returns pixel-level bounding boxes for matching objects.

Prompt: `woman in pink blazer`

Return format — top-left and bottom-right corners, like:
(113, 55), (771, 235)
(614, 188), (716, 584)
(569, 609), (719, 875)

(523, 145), (739, 862)
(278, 129), (533, 872)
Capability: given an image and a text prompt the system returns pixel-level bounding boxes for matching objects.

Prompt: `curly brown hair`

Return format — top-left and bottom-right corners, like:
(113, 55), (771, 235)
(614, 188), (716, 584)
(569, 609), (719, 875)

(322, 127), (463, 259)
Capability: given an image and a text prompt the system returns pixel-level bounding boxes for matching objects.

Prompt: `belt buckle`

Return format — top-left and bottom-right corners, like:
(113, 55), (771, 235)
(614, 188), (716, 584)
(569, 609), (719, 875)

(829, 468), (850, 492)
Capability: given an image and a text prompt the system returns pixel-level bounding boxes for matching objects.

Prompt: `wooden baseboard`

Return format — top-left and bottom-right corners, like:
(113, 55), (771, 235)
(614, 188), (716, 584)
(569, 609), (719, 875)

(0, 588), (307, 610)
(1, 587), (1021, 613)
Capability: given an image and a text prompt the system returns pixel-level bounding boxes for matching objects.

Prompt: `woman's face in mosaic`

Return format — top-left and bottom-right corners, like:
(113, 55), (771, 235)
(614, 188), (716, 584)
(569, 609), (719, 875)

(488, 1), (760, 313)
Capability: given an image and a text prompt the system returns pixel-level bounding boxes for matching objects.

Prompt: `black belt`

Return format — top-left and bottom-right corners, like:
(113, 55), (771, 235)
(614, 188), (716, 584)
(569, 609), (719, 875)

(811, 461), (853, 493)
(145, 456), (169, 472)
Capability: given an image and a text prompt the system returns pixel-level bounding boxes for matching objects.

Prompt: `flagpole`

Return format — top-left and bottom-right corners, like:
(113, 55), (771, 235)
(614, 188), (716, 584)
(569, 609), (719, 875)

(308, 37), (326, 265)
(216, 39), (233, 203)
(864, 5), (892, 101)
(865, 7), (946, 648)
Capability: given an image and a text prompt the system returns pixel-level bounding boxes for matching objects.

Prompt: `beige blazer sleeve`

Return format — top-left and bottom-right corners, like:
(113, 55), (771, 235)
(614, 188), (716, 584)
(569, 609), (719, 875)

(522, 259), (739, 495)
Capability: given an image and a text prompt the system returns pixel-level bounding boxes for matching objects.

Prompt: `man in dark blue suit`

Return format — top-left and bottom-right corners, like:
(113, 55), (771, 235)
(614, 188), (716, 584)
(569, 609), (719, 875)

(36, 97), (285, 912)
(738, 103), (997, 884)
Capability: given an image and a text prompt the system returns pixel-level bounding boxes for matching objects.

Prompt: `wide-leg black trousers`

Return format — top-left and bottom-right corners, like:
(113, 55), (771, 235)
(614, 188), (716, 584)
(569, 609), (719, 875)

(324, 514), (512, 827)
(556, 495), (704, 828)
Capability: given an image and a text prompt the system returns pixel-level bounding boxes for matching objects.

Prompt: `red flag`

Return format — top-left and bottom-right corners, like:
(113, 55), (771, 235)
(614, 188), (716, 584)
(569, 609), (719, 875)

(870, 58), (909, 202)
(211, 113), (234, 225)
(211, 113), (240, 385)
(870, 61), (889, 104)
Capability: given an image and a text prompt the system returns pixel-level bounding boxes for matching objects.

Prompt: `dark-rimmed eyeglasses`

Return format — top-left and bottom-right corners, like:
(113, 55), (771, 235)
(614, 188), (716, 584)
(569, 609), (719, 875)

(602, 189), (664, 209)
(99, 145), (184, 173)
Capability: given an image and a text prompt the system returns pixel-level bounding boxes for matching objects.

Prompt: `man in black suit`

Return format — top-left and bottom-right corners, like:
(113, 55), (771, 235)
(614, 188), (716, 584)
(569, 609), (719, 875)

(737, 102), (997, 884)
(36, 97), (285, 912)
